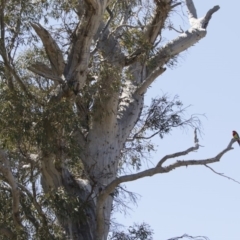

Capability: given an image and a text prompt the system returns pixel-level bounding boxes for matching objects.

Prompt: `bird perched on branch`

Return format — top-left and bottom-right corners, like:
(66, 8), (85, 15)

(232, 130), (240, 146)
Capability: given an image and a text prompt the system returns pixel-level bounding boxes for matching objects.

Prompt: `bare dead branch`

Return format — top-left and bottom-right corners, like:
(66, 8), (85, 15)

(157, 145), (199, 167)
(145, 1), (172, 44)
(164, 139), (234, 172)
(202, 5), (220, 29)
(205, 164), (240, 185)
(91, 1), (120, 56)
(30, 22), (65, 77)
(185, 0), (197, 19)
(167, 233), (209, 240)
(98, 130), (234, 237)
(99, 133), (235, 203)
(169, 25), (184, 34)
(64, 3), (107, 93)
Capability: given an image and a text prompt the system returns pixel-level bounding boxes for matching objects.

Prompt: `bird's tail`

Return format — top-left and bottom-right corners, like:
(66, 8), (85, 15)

(238, 140), (240, 146)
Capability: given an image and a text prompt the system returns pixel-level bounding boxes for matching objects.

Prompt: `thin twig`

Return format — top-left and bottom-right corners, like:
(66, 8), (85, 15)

(205, 164), (240, 185)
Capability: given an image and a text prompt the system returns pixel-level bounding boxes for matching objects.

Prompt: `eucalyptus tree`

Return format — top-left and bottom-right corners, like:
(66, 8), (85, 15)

(0, 0), (228, 240)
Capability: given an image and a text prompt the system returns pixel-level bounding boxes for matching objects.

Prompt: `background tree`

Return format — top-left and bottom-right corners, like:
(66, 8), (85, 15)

(0, 0), (230, 239)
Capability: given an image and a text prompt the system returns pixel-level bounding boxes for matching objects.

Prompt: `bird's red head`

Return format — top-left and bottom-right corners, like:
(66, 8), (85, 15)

(233, 130), (237, 136)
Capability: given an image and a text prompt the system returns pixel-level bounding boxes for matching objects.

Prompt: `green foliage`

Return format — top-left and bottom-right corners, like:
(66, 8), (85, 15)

(41, 187), (87, 222)
(110, 223), (153, 240)
(120, 95), (199, 170)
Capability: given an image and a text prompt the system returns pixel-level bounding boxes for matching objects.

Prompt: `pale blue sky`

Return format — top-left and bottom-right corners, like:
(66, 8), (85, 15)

(113, 1), (240, 239)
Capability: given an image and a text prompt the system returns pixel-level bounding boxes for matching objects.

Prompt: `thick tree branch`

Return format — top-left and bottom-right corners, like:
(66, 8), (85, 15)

(157, 128), (199, 166)
(28, 62), (64, 83)
(185, 0), (197, 20)
(30, 22), (65, 77)
(201, 6), (220, 29)
(135, 67), (166, 95)
(99, 132), (234, 202)
(65, 1), (108, 92)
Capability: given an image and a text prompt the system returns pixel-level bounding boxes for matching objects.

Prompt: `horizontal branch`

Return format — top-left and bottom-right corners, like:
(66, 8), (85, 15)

(148, 27), (207, 73)
(30, 22), (65, 77)
(99, 133), (235, 201)
(168, 234), (209, 240)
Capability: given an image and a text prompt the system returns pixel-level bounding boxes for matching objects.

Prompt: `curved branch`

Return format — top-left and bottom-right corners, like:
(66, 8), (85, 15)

(99, 133), (235, 201)
(96, 134), (235, 238)
(202, 5), (220, 29)
(30, 22), (65, 77)
(168, 234), (209, 240)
